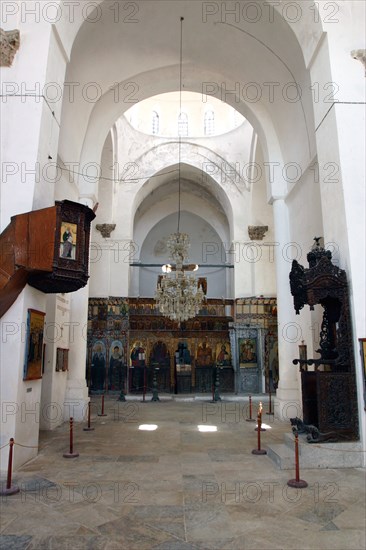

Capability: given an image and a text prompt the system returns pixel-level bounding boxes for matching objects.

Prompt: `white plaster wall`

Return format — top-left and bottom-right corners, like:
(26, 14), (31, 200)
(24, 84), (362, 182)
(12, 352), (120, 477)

(0, 18), (69, 230)
(54, 157), (79, 202)
(286, 163), (325, 359)
(115, 115), (253, 237)
(88, 114), (279, 302)
(89, 131), (116, 298)
(57, 0), (315, 178)
(137, 212), (227, 299)
(1, 0), (364, 469)
(249, 143), (276, 297)
(39, 294), (71, 430)
(125, 91), (245, 137)
(0, 286), (46, 470)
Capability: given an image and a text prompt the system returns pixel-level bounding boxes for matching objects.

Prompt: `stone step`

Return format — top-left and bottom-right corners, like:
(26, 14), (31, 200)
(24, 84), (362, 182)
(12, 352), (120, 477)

(267, 434), (364, 469)
(266, 443), (295, 470)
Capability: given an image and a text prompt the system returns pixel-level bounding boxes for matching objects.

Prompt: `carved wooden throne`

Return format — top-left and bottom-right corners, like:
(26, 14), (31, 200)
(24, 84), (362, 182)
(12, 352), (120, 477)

(289, 239), (359, 442)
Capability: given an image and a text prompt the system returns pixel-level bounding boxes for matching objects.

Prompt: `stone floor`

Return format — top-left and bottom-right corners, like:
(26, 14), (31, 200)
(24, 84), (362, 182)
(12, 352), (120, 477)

(1, 396), (365, 549)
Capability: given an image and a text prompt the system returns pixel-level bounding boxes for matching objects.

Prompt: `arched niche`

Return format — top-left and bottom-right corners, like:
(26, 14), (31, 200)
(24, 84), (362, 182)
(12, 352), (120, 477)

(135, 212), (228, 299)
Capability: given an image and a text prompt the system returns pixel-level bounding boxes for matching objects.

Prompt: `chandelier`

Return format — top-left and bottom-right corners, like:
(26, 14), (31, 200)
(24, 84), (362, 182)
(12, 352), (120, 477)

(155, 17), (205, 324)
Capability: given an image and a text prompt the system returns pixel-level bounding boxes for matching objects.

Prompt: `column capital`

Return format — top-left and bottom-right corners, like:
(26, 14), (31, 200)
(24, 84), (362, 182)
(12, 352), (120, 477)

(351, 49), (366, 77)
(0, 28), (20, 67)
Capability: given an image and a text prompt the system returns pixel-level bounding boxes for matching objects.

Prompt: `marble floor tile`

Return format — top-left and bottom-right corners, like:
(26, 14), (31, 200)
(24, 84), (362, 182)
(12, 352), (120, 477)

(1, 399), (365, 550)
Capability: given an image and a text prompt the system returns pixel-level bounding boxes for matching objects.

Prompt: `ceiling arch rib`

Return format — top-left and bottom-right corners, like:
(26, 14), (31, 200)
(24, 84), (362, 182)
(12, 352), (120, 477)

(74, 71), (288, 204)
(56, 0), (323, 67)
(133, 180), (231, 252)
(57, 1), (320, 202)
(128, 142), (249, 216)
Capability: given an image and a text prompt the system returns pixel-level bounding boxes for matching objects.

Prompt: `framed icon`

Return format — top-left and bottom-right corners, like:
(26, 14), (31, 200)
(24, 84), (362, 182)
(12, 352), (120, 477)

(60, 221), (77, 260)
(24, 309), (45, 380)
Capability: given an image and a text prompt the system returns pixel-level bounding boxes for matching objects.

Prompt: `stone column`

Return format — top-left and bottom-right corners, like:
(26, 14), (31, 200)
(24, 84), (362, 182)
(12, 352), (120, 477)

(63, 197), (94, 422)
(272, 198), (301, 420)
(63, 284), (90, 422)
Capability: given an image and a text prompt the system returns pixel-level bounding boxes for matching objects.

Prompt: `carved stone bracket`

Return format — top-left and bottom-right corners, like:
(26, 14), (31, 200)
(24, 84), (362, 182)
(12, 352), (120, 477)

(248, 225), (268, 240)
(0, 28), (20, 67)
(351, 49), (366, 76)
(96, 224), (116, 238)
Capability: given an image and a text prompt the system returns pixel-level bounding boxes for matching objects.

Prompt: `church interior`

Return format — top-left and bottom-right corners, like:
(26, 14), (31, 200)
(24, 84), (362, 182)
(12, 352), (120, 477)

(0, 1), (365, 548)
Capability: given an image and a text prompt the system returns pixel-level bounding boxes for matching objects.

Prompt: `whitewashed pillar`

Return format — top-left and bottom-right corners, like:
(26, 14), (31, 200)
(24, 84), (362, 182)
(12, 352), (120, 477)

(272, 198), (301, 420)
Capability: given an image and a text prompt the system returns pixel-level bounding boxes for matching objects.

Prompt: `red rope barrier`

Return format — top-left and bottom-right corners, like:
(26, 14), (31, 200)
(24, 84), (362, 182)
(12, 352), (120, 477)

(98, 394), (107, 416)
(246, 395), (256, 422)
(0, 438), (20, 496)
(63, 417), (79, 458)
(252, 413), (267, 455)
(287, 432), (308, 488)
(83, 401), (95, 431)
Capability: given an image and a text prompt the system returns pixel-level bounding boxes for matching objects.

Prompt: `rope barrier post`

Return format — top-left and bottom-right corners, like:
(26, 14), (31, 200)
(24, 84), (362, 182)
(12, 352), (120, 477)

(252, 413), (267, 455)
(255, 401), (266, 431)
(63, 417), (79, 458)
(0, 438), (20, 496)
(98, 394), (107, 417)
(287, 431), (308, 488)
(266, 389), (274, 415)
(246, 394), (256, 422)
(83, 401), (95, 431)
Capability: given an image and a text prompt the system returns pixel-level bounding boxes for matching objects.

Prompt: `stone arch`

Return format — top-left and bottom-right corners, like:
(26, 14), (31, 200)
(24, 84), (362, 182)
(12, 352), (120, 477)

(54, 1), (325, 203)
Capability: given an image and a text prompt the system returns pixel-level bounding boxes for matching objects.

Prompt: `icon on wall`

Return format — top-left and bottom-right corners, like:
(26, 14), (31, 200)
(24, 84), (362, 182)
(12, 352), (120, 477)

(91, 340), (106, 391)
(216, 342), (231, 366)
(109, 340), (125, 390)
(239, 337), (257, 368)
(24, 309), (45, 380)
(60, 221), (77, 259)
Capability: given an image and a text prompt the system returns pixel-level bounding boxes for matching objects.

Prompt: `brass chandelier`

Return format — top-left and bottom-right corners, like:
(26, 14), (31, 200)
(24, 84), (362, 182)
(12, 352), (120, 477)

(155, 17), (205, 324)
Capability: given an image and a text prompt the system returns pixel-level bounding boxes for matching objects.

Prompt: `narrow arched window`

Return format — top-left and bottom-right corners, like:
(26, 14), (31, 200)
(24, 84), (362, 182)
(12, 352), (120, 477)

(204, 110), (215, 136)
(178, 112), (188, 137)
(152, 111), (159, 135)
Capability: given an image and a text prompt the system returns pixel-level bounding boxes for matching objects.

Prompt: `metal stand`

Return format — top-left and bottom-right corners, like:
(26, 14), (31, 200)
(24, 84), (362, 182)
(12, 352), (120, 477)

(151, 368), (160, 402)
(266, 389), (274, 415)
(212, 368), (221, 402)
(142, 365), (147, 402)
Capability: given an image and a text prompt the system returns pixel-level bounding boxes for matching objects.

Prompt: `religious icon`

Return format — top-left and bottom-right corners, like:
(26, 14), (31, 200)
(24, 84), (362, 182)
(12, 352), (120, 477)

(196, 341), (213, 367)
(130, 342), (146, 367)
(59, 221), (77, 259)
(108, 340), (125, 390)
(24, 309), (45, 380)
(216, 342), (231, 366)
(239, 337), (257, 367)
(91, 340), (106, 391)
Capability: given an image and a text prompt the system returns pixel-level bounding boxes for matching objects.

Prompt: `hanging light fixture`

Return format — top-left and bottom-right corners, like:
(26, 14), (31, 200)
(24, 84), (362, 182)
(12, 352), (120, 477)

(155, 17), (205, 324)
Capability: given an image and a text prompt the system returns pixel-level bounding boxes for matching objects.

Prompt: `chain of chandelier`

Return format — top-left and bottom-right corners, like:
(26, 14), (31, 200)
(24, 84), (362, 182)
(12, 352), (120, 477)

(155, 17), (206, 324)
